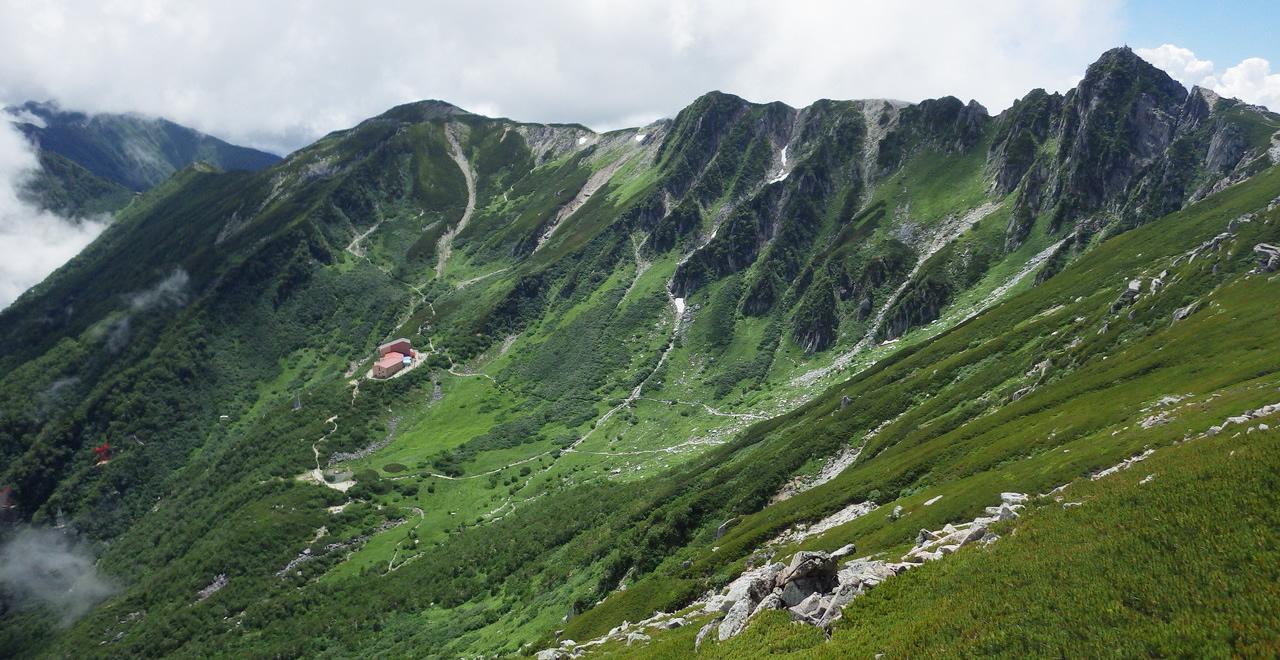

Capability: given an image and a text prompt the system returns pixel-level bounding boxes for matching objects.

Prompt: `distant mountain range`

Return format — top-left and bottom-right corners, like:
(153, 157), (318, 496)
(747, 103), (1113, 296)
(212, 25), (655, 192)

(7, 101), (281, 191)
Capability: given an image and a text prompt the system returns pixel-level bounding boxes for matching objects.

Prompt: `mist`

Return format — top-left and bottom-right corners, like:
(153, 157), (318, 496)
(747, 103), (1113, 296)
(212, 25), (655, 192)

(0, 527), (118, 628)
(104, 267), (191, 352)
(0, 119), (108, 310)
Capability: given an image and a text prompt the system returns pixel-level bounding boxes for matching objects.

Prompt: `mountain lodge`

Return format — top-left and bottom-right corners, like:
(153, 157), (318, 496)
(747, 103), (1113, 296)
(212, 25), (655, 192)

(373, 338), (416, 378)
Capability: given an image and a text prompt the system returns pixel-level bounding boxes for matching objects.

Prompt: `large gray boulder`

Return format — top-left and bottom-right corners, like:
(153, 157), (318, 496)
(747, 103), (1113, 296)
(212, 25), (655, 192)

(780, 575), (838, 607)
(775, 550), (839, 587)
(1000, 492), (1028, 505)
(750, 593), (785, 618)
(838, 559), (895, 590)
(831, 543), (857, 559)
(625, 632), (651, 646)
(1255, 243), (1280, 273)
(818, 582), (861, 627)
(694, 619), (720, 651)
(721, 562), (783, 613)
(1172, 301), (1202, 321)
(788, 592), (829, 623)
(960, 524), (988, 546)
(718, 597), (753, 641)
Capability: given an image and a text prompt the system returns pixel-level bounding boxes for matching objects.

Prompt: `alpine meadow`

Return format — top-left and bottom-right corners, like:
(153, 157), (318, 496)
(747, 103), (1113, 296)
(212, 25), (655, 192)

(3, 47), (1280, 659)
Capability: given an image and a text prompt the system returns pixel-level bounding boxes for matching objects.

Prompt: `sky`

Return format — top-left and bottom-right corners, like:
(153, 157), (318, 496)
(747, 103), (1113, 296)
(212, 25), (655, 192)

(0, 0), (1277, 309)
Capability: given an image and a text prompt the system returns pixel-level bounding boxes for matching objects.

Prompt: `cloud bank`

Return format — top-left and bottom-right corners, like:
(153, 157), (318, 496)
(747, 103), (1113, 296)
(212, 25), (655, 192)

(0, 527), (118, 628)
(0, 120), (107, 310)
(0, 0), (1125, 154)
(1137, 44), (1280, 111)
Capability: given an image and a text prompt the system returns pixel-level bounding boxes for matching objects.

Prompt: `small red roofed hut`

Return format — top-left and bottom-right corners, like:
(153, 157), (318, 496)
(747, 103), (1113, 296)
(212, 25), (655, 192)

(373, 352), (407, 378)
(373, 338), (414, 378)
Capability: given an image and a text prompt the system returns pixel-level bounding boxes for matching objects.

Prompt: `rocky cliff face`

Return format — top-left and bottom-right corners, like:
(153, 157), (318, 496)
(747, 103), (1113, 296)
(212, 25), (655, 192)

(656, 47), (1278, 347)
(995, 48), (1276, 250)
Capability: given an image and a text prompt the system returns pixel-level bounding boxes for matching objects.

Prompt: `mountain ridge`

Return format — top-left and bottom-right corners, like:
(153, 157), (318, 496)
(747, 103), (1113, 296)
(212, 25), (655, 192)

(1, 48), (1279, 658)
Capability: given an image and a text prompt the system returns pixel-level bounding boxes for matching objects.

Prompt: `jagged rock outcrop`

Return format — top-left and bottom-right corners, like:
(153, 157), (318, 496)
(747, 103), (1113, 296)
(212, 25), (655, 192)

(791, 270), (840, 353)
(1254, 243), (1280, 273)
(989, 89), (1066, 196)
(657, 47), (1277, 351)
(875, 96), (989, 174)
(700, 493), (1028, 643)
(1047, 48), (1190, 226)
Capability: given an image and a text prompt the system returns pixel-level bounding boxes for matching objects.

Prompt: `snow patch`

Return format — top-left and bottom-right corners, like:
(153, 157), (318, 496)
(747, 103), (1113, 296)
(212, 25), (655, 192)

(673, 297), (686, 316)
(634, 133), (647, 142)
(767, 145), (791, 184)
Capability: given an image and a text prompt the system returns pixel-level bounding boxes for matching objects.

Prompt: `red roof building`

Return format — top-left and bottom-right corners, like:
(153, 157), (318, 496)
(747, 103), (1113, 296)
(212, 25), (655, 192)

(378, 338), (412, 357)
(372, 339), (415, 378)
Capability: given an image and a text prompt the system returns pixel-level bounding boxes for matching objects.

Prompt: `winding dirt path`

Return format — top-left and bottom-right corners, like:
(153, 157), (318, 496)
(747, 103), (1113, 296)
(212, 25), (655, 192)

(345, 221), (384, 258)
(568, 256), (684, 449)
(298, 417), (355, 492)
(389, 450), (552, 482)
(456, 267), (509, 289)
(567, 434), (732, 457)
(638, 397), (767, 420)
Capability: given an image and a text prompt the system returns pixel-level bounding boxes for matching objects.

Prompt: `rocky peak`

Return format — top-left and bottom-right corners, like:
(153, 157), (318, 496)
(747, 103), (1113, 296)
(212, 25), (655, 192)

(988, 88), (1065, 195)
(1079, 46), (1188, 103)
(374, 99), (473, 124)
(1038, 49), (1193, 229)
(875, 96), (989, 174)
(1064, 47), (1186, 156)
(659, 91), (762, 157)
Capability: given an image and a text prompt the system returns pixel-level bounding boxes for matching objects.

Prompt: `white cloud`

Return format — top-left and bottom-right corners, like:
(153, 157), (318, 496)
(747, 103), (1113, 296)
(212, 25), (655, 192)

(0, 120), (108, 310)
(1135, 45), (1216, 86)
(1215, 58), (1280, 111)
(1137, 44), (1280, 111)
(0, 0), (1125, 154)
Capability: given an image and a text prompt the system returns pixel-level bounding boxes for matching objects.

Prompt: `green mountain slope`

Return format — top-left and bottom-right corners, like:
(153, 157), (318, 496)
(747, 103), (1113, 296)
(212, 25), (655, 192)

(561, 162), (1280, 659)
(1, 49), (1279, 658)
(19, 150), (134, 218)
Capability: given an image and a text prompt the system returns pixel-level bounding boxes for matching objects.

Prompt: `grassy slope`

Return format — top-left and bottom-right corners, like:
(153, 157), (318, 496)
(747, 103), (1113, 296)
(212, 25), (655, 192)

(217, 138), (1277, 656)
(5, 98), (1278, 659)
(556, 164), (1280, 658)
(582, 426), (1280, 659)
